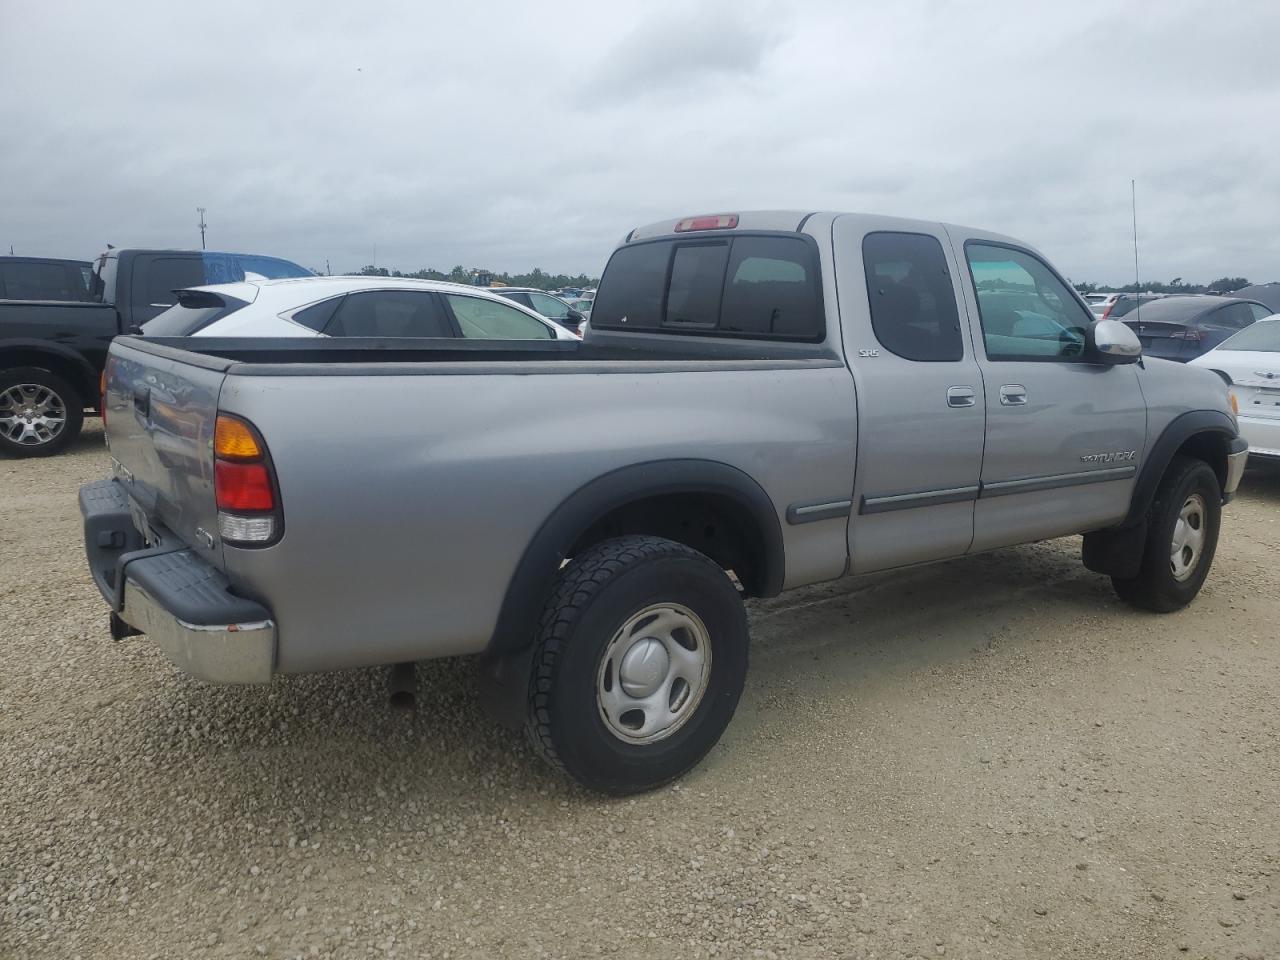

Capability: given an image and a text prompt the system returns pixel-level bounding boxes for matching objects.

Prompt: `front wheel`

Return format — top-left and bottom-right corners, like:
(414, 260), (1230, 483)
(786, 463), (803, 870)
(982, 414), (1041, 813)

(0, 367), (84, 458)
(1111, 456), (1222, 612)
(525, 535), (749, 794)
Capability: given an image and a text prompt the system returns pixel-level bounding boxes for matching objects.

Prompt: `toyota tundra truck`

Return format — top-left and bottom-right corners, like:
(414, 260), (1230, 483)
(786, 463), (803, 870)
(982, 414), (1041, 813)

(79, 211), (1248, 794)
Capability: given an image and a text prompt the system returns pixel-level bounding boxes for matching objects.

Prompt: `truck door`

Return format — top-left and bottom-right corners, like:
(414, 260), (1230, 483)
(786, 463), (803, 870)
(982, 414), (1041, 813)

(832, 217), (986, 573)
(952, 236), (1146, 551)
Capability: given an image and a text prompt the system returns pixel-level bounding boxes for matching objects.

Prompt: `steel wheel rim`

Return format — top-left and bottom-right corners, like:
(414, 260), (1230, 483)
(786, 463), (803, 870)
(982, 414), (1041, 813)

(596, 602), (712, 745)
(1170, 493), (1207, 582)
(0, 383), (67, 446)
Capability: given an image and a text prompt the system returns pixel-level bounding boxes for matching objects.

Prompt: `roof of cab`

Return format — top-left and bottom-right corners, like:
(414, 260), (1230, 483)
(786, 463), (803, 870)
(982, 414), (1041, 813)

(622, 210), (1024, 248)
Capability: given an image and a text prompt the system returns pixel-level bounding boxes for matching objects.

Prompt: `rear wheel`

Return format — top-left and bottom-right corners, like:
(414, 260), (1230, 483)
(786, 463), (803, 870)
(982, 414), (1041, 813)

(1111, 456), (1221, 612)
(0, 367), (84, 458)
(525, 535), (749, 794)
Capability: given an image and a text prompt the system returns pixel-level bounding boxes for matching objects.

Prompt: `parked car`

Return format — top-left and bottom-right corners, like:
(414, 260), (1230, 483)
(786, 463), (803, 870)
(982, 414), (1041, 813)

(489, 286), (587, 334)
(81, 209), (1245, 794)
(0, 247), (311, 457)
(1228, 282), (1280, 314)
(1122, 295), (1272, 362)
(151, 277), (577, 341)
(1082, 292), (1121, 317)
(1189, 315), (1280, 459)
(0, 256), (93, 302)
(1099, 292), (1166, 320)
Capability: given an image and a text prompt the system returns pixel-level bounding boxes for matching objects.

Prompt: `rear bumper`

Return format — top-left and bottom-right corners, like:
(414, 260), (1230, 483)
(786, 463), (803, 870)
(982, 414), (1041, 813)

(79, 478), (275, 684)
(1238, 415), (1280, 461)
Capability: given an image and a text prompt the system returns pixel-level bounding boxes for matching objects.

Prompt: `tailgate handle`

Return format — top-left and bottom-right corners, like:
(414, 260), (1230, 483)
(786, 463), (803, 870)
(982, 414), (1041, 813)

(132, 386), (151, 417)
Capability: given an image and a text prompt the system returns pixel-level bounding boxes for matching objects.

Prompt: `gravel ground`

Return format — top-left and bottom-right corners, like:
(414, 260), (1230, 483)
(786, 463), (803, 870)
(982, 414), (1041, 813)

(2, 423), (1278, 960)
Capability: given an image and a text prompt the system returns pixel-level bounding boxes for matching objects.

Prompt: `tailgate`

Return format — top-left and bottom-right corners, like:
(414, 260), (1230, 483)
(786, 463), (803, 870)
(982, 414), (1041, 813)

(1126, 321), (1193, 360)
(103, 338), (229, 567)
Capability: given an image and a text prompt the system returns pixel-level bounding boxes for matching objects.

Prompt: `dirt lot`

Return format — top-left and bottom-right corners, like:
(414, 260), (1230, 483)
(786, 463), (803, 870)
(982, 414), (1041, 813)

(1, 424), (1277, 960)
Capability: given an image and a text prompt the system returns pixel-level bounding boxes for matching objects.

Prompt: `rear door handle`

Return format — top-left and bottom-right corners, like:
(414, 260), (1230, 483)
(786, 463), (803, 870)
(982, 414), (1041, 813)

(947, 386), (976, 408)
(999, 384), (1028, 406)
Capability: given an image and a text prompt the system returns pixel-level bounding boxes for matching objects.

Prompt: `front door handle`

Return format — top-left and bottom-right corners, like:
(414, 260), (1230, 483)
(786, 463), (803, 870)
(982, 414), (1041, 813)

(947, 385), (976, 408)
(999, 384), (1028, 406)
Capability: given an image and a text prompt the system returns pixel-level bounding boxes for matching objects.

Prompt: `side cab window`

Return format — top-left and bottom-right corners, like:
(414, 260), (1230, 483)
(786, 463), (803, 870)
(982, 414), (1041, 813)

(964, 243), (1092, 361)
(861, 232), (964, 361)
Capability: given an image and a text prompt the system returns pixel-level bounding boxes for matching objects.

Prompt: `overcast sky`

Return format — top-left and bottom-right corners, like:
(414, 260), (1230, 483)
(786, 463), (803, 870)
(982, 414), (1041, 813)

(2, 0), (1277, 285)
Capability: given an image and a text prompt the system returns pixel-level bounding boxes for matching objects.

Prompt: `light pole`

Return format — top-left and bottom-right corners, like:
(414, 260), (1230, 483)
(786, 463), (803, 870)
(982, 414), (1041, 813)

(197, 207), (207, 250)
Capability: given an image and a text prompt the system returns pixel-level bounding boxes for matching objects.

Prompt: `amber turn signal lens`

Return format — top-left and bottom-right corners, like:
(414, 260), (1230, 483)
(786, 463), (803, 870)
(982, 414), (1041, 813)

(215, 415), (263, 460)
(1230, 392), (1239, 416)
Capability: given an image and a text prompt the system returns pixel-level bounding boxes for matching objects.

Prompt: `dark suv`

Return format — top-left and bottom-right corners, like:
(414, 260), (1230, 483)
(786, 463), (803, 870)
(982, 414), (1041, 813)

(1123, 295), (1273, 361)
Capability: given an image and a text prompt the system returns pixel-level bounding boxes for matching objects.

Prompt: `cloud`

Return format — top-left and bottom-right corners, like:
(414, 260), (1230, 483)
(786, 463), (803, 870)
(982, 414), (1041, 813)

(582, 1), (786, 104)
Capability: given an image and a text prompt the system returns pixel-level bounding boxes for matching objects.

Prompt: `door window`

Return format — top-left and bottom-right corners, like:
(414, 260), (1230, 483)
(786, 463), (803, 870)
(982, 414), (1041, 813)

(1249, 303), (1274, 322)
(326, 290), (452, 337)
(862, 232), (963, 361)
(964, 243), (1091, 360)
(444, 294), (553, 339)
(1212, 303), (1258, 329)
(528, 292), (572, 319)
(140, 257), (204, 307)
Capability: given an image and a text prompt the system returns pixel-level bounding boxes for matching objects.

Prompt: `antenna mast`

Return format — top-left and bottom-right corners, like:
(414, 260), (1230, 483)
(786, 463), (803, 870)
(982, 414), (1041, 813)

(1130, 180), (1140, 321)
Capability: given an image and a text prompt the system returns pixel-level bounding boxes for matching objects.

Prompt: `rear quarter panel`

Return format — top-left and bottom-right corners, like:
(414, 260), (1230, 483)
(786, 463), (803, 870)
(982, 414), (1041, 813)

(218, 362), (857, 673)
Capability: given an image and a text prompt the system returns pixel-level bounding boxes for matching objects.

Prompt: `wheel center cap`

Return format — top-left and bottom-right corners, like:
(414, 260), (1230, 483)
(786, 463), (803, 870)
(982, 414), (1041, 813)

(618, 637), (669, 698)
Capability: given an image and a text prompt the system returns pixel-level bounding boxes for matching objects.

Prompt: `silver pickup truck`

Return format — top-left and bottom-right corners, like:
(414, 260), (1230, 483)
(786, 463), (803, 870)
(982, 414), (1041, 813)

(80, 210), (1248, 794)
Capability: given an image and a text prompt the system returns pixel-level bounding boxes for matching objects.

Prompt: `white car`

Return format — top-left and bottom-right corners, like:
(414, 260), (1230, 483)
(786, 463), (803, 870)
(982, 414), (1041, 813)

(1189, 315), (1280, 460)
(141, 276), (579, 342)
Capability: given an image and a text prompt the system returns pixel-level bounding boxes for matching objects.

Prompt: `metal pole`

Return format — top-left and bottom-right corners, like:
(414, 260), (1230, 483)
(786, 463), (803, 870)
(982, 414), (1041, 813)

(197, 207), (207, 250)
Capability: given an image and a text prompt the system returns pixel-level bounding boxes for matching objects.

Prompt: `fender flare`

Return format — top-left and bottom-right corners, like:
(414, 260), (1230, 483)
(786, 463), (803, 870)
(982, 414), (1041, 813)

(1083, 409), (1237, 579)
(487, 459), (785, 656)
(1123, 409), (1237, 527)
(0, 338), (100, 398)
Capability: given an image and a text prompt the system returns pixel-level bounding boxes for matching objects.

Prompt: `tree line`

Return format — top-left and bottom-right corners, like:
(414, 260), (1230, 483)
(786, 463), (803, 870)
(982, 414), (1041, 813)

(348, 265), (599, 290)
(1072, 277), (1250, 295)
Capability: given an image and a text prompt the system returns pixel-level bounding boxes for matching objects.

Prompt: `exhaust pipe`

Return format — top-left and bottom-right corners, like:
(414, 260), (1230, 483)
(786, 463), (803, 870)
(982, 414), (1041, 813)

(387, 662), (417, 712)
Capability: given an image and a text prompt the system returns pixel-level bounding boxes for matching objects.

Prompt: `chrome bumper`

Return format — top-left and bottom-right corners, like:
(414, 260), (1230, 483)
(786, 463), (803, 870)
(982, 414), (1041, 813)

(1224, 438), (1249, 497)
(120, 578), (275, 684)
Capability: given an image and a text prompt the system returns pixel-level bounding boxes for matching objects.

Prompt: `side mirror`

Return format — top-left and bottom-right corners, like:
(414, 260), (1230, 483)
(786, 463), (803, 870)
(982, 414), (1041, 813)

(566, 308), (584, 322)
(1088, 318), (1142, 364)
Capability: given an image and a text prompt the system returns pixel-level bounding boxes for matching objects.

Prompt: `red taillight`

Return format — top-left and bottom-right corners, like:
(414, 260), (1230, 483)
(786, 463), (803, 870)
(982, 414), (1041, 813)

(674, 213), (739, 232)
(212, 413), (280, 545)
(215, 460), (275, 511)
(99, 369), (108, 426)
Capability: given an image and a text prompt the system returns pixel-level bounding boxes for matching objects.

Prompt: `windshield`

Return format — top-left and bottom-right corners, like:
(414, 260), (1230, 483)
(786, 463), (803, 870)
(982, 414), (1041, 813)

(1219, 318), (1280, 352)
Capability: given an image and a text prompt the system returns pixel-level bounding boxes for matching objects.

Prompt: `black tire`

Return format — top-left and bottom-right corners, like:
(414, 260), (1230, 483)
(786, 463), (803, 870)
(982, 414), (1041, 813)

(1111, 456), (1221, 613)
(0, 367), (84, 458)
(525, 535), (749, 795)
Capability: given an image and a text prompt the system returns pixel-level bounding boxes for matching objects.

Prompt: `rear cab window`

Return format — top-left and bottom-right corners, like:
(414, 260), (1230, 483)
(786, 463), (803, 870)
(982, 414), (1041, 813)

(592, 233), (823, 341)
